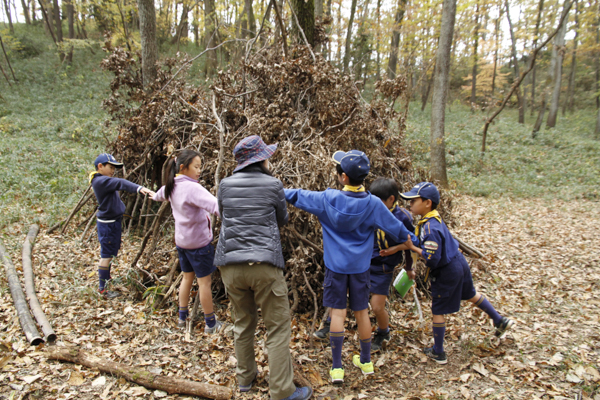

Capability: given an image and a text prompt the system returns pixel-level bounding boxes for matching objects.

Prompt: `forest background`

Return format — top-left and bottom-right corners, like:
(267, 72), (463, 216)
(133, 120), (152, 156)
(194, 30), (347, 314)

(0, 0), (600, 398)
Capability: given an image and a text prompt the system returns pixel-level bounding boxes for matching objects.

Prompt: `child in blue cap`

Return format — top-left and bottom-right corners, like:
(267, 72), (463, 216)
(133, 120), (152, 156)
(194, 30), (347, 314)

(401, 182), (514, 364)
(285, 150), (418, 382)
(89, 153), (154, 298)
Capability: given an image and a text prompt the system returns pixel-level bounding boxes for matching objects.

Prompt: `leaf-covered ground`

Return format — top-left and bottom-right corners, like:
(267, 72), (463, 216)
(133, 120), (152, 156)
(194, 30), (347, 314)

(1, 195), (599, 400)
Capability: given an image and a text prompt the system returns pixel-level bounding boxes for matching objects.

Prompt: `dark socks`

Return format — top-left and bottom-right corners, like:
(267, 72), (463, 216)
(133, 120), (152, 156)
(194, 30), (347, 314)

(205, 312), (216, 328)
(475, 295), (503, 325)
(377, 327), (389, 334)
(179, 306), (189, 321)
(98, 265), (110, 291)
(359, 337), (371, 364)
(432, 322), (446, 354)
(330, 331), (344, 369)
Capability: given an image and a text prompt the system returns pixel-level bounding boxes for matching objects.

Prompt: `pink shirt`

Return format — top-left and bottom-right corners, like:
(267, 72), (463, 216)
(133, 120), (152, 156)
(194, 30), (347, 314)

(154, 175), (219, 249)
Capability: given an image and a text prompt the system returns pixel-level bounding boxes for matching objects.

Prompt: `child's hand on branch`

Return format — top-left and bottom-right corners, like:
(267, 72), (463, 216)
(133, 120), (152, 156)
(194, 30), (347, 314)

(406, 270), (416, 281)
(140, 187), (155, 197)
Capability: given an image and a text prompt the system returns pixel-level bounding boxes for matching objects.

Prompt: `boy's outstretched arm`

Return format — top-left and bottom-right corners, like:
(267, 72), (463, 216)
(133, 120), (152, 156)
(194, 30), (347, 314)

(284, 189), (327, 217)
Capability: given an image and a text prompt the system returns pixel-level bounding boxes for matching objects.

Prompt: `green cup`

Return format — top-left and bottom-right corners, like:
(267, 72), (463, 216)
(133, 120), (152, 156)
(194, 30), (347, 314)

(393, 269), (414, 298)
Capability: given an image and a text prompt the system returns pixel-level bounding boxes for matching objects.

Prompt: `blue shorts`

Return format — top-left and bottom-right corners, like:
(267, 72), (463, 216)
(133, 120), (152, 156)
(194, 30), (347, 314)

(97, 219), (122, 259)
(431, 256), (477, 315)
(369, 264), (395, 296)
(177, 243), (216, 278)
(323, 267), (370, 311)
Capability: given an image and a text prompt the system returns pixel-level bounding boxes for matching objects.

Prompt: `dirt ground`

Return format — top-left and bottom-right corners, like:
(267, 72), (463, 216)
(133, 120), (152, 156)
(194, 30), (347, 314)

(1, 195), (599, 400)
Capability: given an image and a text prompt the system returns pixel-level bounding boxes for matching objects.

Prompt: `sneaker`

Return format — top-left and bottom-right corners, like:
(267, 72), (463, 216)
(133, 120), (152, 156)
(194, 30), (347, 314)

(205, 319), (224, 334)
(329, 368), (344, 383)
(177, 319), (186, 328)
(280, 386), (312, 400)
(423, 347), (447, 365)
(99, 289), (120, 299)
(239, 371), (257, 392)
(352, 354), (374, 375)
(313, 320), (330, 340)
(494, 317), (515, 338)
(371, 329), (390, 352)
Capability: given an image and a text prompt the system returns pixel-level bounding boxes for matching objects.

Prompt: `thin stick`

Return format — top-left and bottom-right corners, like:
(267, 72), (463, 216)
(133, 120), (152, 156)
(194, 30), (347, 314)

(81, 210), (97, 242)
(155, 271), (183, 309)
(0, 32), (17, 82)
(127, 193), (141, 235)
(61, 185), (92, 234)
(0, 61), (11, 86)
(302, 269), (318, 347)
(413, 286), (424, 323)
(22, 225), (57, 343)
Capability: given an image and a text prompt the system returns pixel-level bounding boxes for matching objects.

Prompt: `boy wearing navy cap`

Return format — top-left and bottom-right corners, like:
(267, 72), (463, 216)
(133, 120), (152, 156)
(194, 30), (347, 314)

(401, 182), (514, 364)
(90, 153), (154, 298)
(285, 151), (418, 382)
(368, 178), (415, 351)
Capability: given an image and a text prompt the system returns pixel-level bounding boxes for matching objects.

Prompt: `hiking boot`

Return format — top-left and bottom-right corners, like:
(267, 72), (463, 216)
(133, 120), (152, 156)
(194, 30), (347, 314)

(494, 317), (515, 338)
(329, 368), (344, 384)
(177, 319), (186, 328)
(239, 371), (257, 392)
(423, 347), (447, 365)
(313, 320), (330, 340)
(280, 386), (312, 400)
(205, 319), (224, 334)
(352, 354), (374, 375)
(99, 289), (120, 299)
(371, 329), (390, 352)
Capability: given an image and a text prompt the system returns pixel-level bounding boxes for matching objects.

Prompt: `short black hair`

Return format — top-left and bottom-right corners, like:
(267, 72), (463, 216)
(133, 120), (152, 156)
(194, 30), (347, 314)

(336, 164), (364, 186)
(369, 178), (398, 202)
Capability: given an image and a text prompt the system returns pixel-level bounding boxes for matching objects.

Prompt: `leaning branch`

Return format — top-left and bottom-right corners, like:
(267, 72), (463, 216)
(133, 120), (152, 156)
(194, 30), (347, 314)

(480, 0), (573, 153)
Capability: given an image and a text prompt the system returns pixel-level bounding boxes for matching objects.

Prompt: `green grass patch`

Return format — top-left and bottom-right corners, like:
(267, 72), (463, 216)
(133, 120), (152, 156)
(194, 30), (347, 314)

(405, 101), (600, 200)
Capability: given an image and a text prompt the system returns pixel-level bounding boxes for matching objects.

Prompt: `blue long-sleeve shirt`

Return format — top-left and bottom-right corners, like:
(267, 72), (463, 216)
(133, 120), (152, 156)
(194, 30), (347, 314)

(91, 173), (141, 220)
(285, 188), (418, 274)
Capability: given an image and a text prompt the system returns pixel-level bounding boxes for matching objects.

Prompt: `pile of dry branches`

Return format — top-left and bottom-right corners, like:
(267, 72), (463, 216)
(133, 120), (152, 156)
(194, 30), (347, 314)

(70, 35), (454, 314)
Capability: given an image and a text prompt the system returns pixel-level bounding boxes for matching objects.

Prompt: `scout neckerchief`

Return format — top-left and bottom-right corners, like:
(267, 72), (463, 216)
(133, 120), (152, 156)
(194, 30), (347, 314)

(415, 209), (442, 281)
(88, 171), (99, 184)
(342, 185), (365, 192)
(377, 202), (398, 251)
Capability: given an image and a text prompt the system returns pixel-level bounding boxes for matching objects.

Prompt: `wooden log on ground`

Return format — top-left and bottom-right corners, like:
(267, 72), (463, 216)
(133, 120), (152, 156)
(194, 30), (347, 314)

(0, 238), (43, 346)
(452, 235), (485, 258)
(22, 225), (57, 343)
(47, 347), (233, 399)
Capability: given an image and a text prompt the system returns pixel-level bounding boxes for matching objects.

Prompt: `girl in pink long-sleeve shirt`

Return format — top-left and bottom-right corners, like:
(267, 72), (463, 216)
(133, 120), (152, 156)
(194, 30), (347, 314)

(151, 149), (222, 333)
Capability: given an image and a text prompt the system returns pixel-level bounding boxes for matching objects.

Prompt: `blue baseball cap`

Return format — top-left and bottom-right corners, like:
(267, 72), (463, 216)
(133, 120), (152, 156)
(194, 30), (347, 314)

(332, 150), (370, 181)
(94, 153), (124, 168)
(400, 182), (440, 204)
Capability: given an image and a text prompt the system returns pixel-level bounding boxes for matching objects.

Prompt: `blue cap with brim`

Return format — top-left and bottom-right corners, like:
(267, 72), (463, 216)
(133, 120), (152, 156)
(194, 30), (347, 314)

(400, 182), (440, 204)
(332, 150), (370, 181)
(95, 153), (124, 168)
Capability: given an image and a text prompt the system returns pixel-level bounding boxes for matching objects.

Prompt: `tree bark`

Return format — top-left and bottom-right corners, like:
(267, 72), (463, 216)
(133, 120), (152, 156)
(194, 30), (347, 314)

(530, 0), (545, 114)
(505, 0), (525, 123)
(66, 0), (74, 63)
(532, 90), (547, 137)
(430, 0), (456, 187)
(563, 0), (579, 114)
(387, 0), (407, 79)
(31, 0), (36, 23)
(470, 1), (480, 111)
(342, 0), (358, 73)
(47, 347), (233, 399)
(21, 0), (31, 24)
(245, 0), (256, 37)
(291, 0), (315, 47)
(3, 0), (14, 33)
(546, 0), (570, 128)
(204, 0), (218, 75)
(491, 9), (501, 99)
(0, 238), (43, 346)
(0, 33), (16, 82)
(22, 225), (57, 343)
(138, 0), (158, 89)
(52, 0), (63, 41)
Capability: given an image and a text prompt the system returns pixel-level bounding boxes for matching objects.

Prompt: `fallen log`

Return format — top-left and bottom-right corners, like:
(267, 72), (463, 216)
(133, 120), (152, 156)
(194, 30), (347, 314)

(22, 225), (57, 343)
(0, 238), (43, 346)
(453, 235), (485, 259)
(47, 347), (233, 400)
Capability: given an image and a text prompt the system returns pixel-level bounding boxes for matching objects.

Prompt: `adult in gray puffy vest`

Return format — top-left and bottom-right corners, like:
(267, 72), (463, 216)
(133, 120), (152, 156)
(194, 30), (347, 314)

(215, 135), (312, 400)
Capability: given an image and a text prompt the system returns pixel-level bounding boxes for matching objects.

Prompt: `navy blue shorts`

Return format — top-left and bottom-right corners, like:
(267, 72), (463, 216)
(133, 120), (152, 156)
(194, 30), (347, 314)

(369, 264), (395, 296)
(97, 219), (122, 259)
(323, 267), (370, 311)
(431, 256), (477, 315)
(177, 243), (216, 278)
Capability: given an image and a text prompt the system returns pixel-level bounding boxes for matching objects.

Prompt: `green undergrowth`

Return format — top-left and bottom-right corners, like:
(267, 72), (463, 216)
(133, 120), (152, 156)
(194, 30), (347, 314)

(405, 102), (600, 200)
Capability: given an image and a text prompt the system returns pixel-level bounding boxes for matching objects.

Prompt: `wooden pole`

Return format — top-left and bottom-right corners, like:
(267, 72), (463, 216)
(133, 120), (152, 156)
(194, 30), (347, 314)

(60, 185), (93, 234)
(0, 238), (43, 346)
(22, 225), (57, 343)
(0, 32), (17, 82)
(47, 347), (233, 399)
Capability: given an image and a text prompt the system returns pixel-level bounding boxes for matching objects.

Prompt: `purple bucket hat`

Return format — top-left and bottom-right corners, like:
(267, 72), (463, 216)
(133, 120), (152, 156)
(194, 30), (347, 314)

(233, 135), (278, 172)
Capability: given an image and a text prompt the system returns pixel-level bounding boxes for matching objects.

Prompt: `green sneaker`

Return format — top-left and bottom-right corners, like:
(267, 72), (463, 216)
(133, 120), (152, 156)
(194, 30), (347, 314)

(352, 355), (374, 375)
(329, 368), (344, 383)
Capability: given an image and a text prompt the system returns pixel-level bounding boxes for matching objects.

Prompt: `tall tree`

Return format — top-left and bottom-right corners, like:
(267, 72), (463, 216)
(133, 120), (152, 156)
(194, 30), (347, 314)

(470, 0), (481, 111)
(21, 0), (31, 24)
(138, 0), (158, 89)
(430, 0), (457, 187)
(563, 0), (579, 114)
(66, 0), (74, 63)
(530, 0), (545, 114)
(342, 0), (358, 72)
(387, 0), (408, 79)
(204, 0), (218, 75)
(546, 0), (570, 128)
(595, 0), (600, 137)
(491, 7), (502, 99)
(3, 0), (14, 33)
(505, 0), (526, 123)
(291, 0), (315, 46)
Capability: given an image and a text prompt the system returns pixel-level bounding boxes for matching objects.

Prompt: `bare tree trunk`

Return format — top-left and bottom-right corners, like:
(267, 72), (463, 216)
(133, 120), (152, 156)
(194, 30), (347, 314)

(530, 0), (545, 114)
(430, 0), (456, 187)
(505, 0), (525, 123)
(291, 0), (315, 47)
(342, 0), (358, 73)
(204, 0), (217, 76)
(193, 4), (200, 47)
(31, 0), (37, 23)
(21, 0), (31, 24)
(533, 91), (547, 137)
(563, 0), (579, 114)
(421, 70), (433, 111)
(3, 0), (14, 33)
(52, 0), (63, 41)
(375, 0), (381, 79)
(387, 0), (407, 79)
(595, 0), (599, 111)
(245, 0), (256, 36)
(491, 9), (501, 99)
(66, 0), (74, 64)
(470, 1), (480, 111)
(546, 0), (570, 128)
(138, 0), (158, 89)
